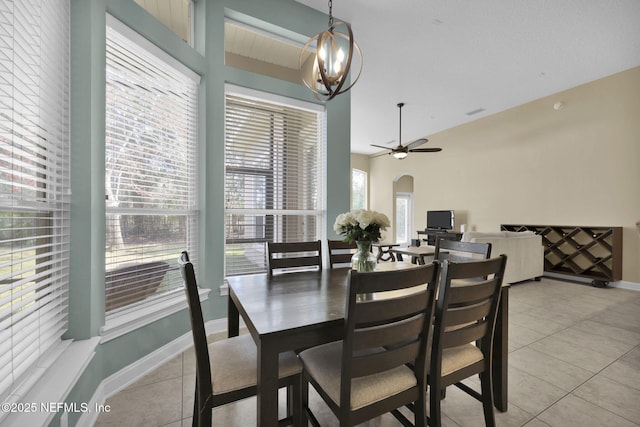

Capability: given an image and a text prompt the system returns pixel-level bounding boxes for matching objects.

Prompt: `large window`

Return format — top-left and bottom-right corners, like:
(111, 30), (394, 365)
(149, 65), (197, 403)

(0, 0), (70, 401)
(105, 18), (199, 319)
(224, 89), (326, 276)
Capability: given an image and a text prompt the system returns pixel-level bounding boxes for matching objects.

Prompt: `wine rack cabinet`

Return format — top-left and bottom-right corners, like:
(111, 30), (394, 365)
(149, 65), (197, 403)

(501, 224), (622, 286)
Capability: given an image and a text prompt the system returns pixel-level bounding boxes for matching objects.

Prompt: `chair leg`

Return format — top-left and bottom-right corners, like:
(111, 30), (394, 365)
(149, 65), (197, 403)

(286, 385), (292, 419)
(302, 378), (320, 427)
(414, 389), (427, 427)
(429, 386), (443, 427)
(479, 371), (496, 427)
(291, 376), (303, 427)
(192, 380), (199, 427)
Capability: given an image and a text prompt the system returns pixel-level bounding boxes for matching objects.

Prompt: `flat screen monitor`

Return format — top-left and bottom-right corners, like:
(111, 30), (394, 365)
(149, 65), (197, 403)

(426, 210), (454, 231)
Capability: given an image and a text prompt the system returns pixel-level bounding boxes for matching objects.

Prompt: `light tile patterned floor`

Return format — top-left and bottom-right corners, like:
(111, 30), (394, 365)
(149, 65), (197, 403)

(94, 277), (640, 426)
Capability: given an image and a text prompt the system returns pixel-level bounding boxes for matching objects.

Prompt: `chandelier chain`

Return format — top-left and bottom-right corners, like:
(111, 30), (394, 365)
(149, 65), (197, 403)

(328, 0), (333, 25)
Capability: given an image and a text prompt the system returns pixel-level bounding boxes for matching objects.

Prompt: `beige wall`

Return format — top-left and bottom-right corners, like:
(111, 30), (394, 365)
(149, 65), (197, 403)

(351, 153), (370, 173)
(367, 67), (640, 283)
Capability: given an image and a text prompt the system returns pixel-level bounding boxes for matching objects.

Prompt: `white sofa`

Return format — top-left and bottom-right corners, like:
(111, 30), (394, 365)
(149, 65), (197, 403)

(461, 231), (544, 284)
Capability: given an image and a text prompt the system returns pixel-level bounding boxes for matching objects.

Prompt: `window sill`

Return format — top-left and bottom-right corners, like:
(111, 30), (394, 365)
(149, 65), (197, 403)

(0, 337), (100, 427)
(100, 287), (211, 343)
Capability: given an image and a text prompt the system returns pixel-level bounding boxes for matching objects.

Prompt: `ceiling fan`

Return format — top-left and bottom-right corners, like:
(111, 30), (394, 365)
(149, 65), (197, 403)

(371, 102), (442, 159)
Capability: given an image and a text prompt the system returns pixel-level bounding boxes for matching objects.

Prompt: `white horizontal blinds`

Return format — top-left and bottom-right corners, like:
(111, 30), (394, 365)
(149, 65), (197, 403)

(225, 93), (325, 276)
(0, 0), (70, 401)
(105, 20), (199, 317)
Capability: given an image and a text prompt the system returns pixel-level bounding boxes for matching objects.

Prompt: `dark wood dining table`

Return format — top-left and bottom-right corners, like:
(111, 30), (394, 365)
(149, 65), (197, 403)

(227, 264), (509, 427)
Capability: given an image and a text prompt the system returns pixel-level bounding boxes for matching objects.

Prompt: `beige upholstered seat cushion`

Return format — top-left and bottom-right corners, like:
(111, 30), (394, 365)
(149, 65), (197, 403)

(299, 341), (417, 410)
(210, 334), (302, 395)
(440, 343), (484, 377)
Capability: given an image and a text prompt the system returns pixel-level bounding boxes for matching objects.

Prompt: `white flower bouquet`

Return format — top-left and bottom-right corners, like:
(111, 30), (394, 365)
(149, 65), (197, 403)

(333, 209), (391, 243)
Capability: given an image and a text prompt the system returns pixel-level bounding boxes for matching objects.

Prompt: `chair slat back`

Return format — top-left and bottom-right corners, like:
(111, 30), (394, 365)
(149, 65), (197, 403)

(434, 239), (491, 262)
(178, 251), (213, 399)
(354, 292), (430, 326)
(432, 256), (507, 368)
(267, 240), (322, 275)
(340, 263), (439, 409)
(328, 239), (357, 269)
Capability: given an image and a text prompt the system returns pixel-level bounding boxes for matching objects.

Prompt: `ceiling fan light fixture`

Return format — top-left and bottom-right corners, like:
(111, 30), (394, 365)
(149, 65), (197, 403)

(369, 102), (442, 158)
(299, 0), (362, 101)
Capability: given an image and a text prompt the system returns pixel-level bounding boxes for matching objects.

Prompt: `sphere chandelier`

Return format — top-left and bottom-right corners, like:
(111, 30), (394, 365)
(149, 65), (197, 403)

(299, 0), (363, 101)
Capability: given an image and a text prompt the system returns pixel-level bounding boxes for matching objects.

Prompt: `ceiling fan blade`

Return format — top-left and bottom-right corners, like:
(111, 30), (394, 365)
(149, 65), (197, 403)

(370, 144), (392, 150)
(406, 138), (429, 149)
(408, 147), (442, 153)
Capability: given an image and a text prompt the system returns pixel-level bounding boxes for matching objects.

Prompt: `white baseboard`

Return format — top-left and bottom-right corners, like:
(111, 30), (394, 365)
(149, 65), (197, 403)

(609, 280), (640, 292)
(543, 272), (640, 291)
(77, 318), (227, 427)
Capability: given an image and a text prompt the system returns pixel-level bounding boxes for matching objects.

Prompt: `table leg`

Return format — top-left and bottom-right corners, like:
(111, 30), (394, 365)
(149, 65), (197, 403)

(257, 340), (280, 427)
(228, 294), (239, 338)
(493, 286), (509, 412)
(376, 246), (396, 262)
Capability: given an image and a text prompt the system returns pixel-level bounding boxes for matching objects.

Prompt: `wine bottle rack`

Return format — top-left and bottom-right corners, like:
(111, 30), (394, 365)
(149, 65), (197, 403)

(501, 224), (622, 286)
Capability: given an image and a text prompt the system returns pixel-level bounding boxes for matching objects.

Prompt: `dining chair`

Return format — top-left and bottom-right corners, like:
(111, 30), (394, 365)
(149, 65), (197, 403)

(428, 255), (508, 427)
(434, 238), (492, 262)
(267, 240), (323, 276)
(179, 251), (303, 427)
(327, 239), (357, 269)
(298, 262), (440, 427)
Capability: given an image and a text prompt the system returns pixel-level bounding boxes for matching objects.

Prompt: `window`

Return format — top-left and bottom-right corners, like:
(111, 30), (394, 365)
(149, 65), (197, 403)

(224, 88), (326, 276)
(105, 17), (199, 320)
(395, 193), (412, 244)
(0, 0), (70, 401)
(351, 169), (367, 210)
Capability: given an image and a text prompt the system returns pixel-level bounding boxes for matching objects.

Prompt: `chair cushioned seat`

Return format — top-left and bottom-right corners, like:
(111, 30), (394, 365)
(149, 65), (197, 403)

(299, 341), (417, 410)
(210, 334), (302, 394)
(440, 343), (484, 377)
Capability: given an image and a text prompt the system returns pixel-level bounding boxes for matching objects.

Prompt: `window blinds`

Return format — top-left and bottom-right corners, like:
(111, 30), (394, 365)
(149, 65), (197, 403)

(0, 0), (70, 400)
(224, 92), (326, 276)
(105, 18), (199, 318)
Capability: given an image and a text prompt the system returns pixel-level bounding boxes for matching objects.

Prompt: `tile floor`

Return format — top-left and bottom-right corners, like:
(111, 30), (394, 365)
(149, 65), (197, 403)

(94, 277), (640, 426)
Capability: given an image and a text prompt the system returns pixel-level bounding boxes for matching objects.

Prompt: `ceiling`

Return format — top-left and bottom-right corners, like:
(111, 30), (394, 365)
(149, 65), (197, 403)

(134, 0), (191, 43)
(296, 0), (640, 154)
(136, 0), (640, 155)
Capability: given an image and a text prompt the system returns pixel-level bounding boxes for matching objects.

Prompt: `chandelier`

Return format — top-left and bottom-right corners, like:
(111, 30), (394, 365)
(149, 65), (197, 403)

(299, 0), (363, 101)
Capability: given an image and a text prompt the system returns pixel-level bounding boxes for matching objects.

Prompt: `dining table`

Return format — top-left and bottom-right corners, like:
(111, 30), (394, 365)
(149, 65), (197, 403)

(226, 263), (509, 427)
